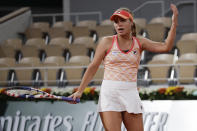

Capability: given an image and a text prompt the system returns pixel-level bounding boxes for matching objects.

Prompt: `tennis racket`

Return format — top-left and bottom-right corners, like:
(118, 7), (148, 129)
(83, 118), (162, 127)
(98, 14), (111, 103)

(1, 86), (80, 103)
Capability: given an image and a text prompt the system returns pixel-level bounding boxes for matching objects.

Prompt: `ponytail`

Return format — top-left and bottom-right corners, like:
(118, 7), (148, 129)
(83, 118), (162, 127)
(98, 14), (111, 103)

(131, 22), (136, 37)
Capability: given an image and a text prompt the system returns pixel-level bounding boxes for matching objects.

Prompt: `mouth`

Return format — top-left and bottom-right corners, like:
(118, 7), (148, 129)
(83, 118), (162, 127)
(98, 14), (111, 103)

(117, 27), (124, 32)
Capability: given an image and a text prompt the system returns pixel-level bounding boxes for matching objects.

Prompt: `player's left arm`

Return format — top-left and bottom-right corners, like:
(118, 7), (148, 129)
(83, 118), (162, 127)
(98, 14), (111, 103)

(140, 4), (178, 53)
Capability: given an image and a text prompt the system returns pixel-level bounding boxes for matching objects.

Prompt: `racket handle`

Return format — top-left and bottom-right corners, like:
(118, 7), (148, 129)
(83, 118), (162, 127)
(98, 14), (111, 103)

(62, 96), (80, 103)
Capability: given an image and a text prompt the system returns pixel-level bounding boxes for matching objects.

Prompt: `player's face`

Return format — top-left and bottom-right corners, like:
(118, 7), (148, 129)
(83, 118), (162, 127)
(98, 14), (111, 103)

(113, 16), (132, 36)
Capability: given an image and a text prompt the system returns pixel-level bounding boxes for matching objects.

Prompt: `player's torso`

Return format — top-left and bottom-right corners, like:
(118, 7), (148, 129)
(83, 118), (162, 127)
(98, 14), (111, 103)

(103, 35), (142, 82)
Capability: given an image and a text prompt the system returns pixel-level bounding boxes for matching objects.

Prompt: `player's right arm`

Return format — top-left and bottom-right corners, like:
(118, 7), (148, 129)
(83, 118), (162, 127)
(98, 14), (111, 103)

(69, 36), (113, 102)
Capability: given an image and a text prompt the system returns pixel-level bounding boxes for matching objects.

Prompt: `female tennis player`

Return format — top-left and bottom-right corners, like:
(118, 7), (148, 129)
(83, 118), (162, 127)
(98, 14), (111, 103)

(69, 4), (178, 131)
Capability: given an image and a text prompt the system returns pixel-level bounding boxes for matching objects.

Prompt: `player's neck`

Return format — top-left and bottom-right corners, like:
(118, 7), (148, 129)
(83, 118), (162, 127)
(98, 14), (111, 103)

(118, 33), (132, 42)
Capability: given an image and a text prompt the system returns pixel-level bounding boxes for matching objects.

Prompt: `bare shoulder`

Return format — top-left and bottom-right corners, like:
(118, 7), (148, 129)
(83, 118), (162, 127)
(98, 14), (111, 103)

(91, 36), (114, 63)
(136, 36), (156, 48)
(136, 36), (149, 45)
(97, 36), (114, 51)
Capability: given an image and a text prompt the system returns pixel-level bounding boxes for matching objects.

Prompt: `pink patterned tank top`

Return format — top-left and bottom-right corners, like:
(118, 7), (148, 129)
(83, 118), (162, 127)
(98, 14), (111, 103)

(103, 35), (142, 82)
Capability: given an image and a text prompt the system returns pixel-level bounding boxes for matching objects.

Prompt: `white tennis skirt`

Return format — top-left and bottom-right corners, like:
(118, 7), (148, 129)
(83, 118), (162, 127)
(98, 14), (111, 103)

(97, 80), (144, 114)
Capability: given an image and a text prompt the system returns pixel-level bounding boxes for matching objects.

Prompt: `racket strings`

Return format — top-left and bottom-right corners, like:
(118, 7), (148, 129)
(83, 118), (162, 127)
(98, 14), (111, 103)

(5, 89), (46, 98)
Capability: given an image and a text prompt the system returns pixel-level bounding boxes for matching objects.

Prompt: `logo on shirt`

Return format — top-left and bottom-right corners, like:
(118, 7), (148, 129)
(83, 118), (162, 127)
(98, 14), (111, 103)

(111, 51), (120, 55)
(132, 50), (138, 55)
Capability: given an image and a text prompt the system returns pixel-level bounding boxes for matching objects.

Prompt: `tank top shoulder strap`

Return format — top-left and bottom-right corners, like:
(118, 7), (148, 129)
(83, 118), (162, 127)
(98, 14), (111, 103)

(132, 36), (142, 53)
(105, 35), (116, 56)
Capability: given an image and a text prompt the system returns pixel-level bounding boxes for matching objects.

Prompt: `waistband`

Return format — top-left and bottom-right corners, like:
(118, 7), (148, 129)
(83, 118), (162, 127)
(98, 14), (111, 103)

(101, 80), (137, 90)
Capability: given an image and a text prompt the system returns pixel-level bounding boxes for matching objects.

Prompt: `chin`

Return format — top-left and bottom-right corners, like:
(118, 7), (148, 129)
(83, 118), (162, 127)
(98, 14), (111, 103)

(118, 33), (126, 36)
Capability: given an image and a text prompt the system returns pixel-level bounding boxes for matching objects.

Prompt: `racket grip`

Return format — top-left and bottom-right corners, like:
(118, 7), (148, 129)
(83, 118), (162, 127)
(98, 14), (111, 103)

(62, 96), (80, 103)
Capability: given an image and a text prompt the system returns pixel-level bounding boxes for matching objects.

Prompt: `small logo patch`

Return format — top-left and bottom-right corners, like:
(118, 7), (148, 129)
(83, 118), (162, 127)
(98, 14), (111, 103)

(132, 50), (137, 55)
(111, 51), (119, 55)
(117, 11), (121, 14)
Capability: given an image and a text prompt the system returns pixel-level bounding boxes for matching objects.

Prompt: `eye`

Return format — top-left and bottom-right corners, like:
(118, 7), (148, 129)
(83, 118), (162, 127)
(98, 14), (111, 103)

(120, 18), (126, 22)
(113, 17), (119, 23)
(114, 19), (119, 24)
